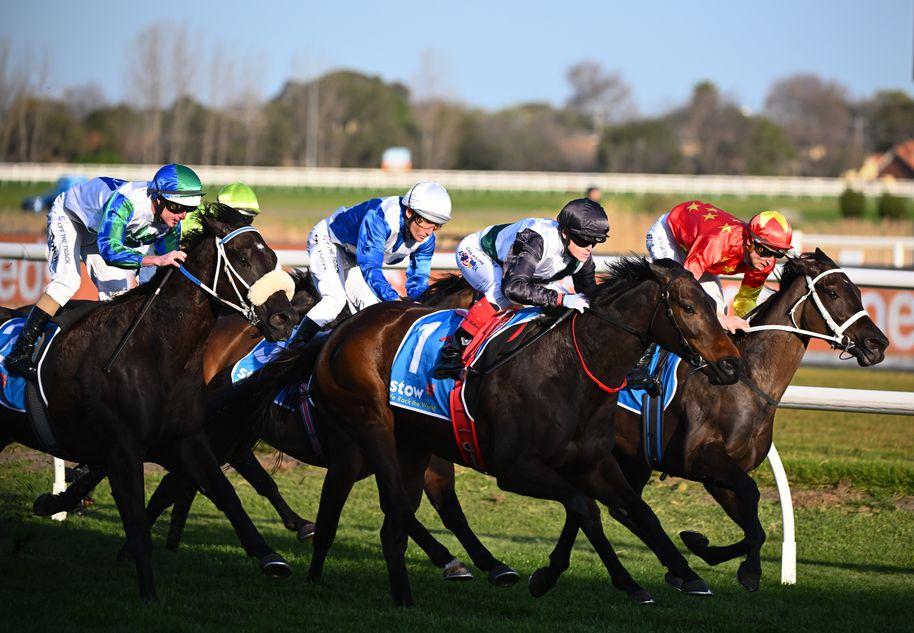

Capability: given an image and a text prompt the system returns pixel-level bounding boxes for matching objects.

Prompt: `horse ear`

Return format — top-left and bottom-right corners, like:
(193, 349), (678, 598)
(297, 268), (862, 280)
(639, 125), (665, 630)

(647, 257), (677, 284)
(200, 212), (230, 238)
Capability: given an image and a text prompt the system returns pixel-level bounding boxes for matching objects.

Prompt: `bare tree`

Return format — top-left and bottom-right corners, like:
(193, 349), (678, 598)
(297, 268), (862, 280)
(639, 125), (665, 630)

(165, 24), (198, 162)
(62, 82), (107, 120)
(411, 50), (463, 169)
(128, 24), (166, 163)
(565, 59), (636, 130)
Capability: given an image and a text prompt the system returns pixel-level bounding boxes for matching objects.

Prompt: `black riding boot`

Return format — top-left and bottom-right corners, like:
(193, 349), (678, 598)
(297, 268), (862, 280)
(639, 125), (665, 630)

(433, 328), (471, 380)
(627, 342), (660, 395)
(4, 305), (51, 379)
(289, 317), (321, 348)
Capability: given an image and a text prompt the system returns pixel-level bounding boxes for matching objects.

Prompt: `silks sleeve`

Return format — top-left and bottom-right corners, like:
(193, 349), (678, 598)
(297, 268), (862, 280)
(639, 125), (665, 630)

(356, 208), (401, 302)
(154, 224), (181, 256)
(732, 267), (770, 318)
(97, 193), (144, 269)
(405, 235), (435, 300)
(682, 234), (725, 283)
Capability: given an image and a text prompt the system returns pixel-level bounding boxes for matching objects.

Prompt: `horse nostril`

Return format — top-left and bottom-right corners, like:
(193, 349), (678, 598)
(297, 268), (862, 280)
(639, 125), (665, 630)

(269, 312), (290, 328)
(720, 357), (740, 376)
(864, 337), (886, 352)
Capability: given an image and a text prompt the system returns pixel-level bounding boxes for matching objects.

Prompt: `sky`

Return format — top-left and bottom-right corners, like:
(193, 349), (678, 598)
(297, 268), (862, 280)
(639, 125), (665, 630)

(2, 0), (911, 115)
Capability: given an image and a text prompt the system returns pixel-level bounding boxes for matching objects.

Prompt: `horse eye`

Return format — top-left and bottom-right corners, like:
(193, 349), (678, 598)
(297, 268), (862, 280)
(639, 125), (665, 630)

(683, 304), (696, 314)
(240, 256), (249, 266)
(826, 290), (838, 299)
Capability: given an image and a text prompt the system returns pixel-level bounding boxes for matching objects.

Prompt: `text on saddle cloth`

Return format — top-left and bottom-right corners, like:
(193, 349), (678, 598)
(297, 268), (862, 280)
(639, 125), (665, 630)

(0, 317), (62, 413)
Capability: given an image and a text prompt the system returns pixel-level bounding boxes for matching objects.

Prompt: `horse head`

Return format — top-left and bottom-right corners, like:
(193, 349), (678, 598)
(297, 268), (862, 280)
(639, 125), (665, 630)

(647, 258), (741, 385)
(780, 249), (888, 367)
(196, 210), (298, 342)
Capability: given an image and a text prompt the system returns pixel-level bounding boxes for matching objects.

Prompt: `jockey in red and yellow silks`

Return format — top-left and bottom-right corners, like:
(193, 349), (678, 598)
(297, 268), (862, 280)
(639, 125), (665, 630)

(646, 200), (793, 333)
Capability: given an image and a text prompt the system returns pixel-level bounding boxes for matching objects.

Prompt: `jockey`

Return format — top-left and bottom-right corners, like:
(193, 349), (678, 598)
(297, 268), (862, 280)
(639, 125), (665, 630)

(433, 198), (609, 379)
(4, 163), (204, 378)
(646, 200), (793, 333)
(290, 181), (452, 348)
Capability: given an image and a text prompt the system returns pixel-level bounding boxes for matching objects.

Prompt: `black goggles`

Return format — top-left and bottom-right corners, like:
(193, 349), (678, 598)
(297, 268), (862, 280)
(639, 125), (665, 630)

(753, 241), (789, 258)
(569, 233), (605, 248)
(163, 200), (196, 214)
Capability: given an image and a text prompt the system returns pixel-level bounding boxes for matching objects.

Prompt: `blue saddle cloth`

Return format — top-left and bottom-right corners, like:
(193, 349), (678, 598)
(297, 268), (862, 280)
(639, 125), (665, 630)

(616, 348), (683, 415)
(231, 320), (306, 384)
(0, 317), (61, 412)
(388, 308), (542, 420)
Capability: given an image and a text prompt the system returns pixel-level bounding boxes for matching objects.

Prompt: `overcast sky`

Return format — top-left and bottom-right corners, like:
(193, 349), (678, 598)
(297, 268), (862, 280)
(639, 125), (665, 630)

(3, 0), (911, 114)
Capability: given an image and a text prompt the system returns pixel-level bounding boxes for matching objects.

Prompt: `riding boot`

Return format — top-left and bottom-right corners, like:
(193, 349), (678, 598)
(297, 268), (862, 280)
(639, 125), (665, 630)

(433, 328), (472, 379)
(4, 305), (52, 379)
(289, 317), (322, 348)
(627, 342), (659, 394)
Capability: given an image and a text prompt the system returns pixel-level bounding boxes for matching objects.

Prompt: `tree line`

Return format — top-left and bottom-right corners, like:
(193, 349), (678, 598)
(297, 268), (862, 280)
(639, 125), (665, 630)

(2, 27), (914, 177)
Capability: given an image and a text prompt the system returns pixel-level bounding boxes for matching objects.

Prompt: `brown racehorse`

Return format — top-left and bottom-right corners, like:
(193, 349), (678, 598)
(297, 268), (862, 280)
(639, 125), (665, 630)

(525, 250), (890, 596)
(37, 272), (517, 583)
(308, 257), (741, 606)
(0, 211), (298, 601)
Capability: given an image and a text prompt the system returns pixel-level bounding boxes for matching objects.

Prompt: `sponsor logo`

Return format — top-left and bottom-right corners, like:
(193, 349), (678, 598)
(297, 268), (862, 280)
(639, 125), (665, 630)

(389, 380), (426, 400)
(458, 250), (478, 270)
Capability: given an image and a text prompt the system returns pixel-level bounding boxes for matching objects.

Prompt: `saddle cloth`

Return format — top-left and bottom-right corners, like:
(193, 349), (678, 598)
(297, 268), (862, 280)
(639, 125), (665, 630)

(0, 317), (62, 412)
(231, 319), (307, 383)
(616, 347), (683, 415)
(388, 308), (543, 421)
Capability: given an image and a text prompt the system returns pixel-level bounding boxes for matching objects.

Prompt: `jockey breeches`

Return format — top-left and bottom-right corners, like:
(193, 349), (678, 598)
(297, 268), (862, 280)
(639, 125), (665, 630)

(305, 219), (380, 327)
(455, 233), (509, 310)
(646, 213), (727, 313)
(45, 195), (137, 304)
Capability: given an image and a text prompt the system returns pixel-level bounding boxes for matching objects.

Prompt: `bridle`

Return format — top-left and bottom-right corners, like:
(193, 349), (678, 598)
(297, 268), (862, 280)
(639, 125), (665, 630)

(746, 267), (869, 356)
(178, 226), (273, 326)
(586, 270), (705, 368)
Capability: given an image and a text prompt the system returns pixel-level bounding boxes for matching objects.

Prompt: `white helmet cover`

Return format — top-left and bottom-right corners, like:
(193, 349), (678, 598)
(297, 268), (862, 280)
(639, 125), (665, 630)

(403, 181), (451, 224)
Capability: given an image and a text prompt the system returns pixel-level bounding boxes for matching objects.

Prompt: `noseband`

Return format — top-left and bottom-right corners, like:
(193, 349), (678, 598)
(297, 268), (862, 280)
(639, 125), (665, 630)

(746, 267), (869, 355)
(178, 226), (283, 326)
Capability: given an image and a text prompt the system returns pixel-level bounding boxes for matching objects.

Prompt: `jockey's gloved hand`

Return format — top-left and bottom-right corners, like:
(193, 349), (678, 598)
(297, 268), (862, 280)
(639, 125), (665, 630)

(561, 293), (590, 313)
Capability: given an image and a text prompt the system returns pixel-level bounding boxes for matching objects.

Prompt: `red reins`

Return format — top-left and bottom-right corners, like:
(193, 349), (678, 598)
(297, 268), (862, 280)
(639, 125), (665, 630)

(571, 312), (627, 394)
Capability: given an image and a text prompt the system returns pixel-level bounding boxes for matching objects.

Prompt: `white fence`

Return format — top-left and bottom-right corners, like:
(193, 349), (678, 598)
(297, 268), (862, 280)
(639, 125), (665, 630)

(3, 162), (914, 198)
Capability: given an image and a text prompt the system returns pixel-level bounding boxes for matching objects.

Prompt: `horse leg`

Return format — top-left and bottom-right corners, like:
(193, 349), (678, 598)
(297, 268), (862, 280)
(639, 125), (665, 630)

(164, 485), (197, 552)
(106, 455), (157, 601)
(422, 456), (519, 586)
(33, 465), (106, 517)
(589, 456), (713, 596)
(172, 434), (291, 578)
(496, 455), (647, 601)
(528, 506), (582, 598)
(229, 449), (315, 542)
(307, 443), (363, 582)
(680, 444), (766, 591)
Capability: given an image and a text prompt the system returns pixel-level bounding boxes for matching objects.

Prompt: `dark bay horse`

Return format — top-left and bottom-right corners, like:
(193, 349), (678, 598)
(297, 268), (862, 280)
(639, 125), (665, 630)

(525, 250), (889, 596)
(36, 272), (515, 583)
(309, 258), (741, 606)
(0, 211), (298, 601)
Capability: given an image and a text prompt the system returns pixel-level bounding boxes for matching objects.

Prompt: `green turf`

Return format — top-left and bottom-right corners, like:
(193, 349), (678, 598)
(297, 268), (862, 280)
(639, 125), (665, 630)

(1, 366), (912, 631)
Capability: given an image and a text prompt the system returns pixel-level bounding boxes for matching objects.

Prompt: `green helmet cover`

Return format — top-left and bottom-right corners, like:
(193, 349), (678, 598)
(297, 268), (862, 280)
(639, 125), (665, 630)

(217, 182), (260, 216)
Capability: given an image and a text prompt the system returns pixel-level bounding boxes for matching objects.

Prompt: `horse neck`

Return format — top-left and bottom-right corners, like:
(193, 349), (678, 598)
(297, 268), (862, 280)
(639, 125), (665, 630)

(739, 275), (812, 402)
(573, 281), (657, 391)
(145, 235), (220, 361)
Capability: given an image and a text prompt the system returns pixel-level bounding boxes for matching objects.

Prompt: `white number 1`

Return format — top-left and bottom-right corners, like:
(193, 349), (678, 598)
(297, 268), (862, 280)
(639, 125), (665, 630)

(409, 322), (442, 374)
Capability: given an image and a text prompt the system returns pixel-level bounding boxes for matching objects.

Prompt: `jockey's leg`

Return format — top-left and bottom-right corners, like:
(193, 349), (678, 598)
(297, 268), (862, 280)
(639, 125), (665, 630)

(85, 252), (134, 300)
(434, 235), (504, 379)
(5, 197), (75, 377)
(291, 221), (347, 347)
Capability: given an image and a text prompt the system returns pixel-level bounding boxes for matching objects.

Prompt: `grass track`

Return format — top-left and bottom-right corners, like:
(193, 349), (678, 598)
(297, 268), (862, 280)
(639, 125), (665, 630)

(1, 366), (912, 631)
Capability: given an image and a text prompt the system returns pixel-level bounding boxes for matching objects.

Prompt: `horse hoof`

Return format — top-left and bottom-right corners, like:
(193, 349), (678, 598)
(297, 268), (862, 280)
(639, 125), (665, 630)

(629, 588), (655, 605)
(260, 553), (292, 579)
(680, 531), (710, 555)
(32, 494), (55, 517)
(737, 561), (761, 592)
(297, 522), (316, 543)
(528, 568), (558, 598)
(488, 564), (519, 587)
(673, 574), (713, 597)
(443, 559), (473, 581)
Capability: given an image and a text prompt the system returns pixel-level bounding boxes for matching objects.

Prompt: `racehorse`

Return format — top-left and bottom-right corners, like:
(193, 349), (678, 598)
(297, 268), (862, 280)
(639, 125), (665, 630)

(524, 250), (890, 596)
(308, 257), (742, 606)
(35, 272), (516, 583)
(0, 209), (298, 601)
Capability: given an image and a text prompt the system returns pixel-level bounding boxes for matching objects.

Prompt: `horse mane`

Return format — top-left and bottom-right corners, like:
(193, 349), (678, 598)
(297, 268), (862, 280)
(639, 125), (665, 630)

(592, 256), (659, 302)
(418, 273), (470, 305)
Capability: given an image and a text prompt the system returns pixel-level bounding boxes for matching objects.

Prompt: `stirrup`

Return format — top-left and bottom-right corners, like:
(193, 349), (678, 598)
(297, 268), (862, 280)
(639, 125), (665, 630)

(4, 353), (37, 379)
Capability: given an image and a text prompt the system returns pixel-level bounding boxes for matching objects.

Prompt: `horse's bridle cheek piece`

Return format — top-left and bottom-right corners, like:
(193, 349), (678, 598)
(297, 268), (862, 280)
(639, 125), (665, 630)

(654, 273), (705, 368)
(788, 268), (869, 353)
(178, 226), (281, 326)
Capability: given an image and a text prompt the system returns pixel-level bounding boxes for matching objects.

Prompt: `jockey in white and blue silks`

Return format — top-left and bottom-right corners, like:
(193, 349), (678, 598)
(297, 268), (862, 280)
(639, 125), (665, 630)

(291, 182), (452, 347)
(4, 163), (204, 378)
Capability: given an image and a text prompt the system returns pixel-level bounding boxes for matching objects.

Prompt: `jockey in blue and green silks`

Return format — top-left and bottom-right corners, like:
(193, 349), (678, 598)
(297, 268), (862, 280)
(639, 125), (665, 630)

(3, 163), (205, 378)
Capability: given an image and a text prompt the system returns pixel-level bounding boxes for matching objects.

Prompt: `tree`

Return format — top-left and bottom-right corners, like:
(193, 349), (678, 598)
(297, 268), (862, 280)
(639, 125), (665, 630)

(598, 118), (682, 173)
(565, 60), (635, 130)
(764, 73), (852, 175)
(865, 90), (914, 152)
(410, 50), (465, 169)
(744, 117), (797, 176)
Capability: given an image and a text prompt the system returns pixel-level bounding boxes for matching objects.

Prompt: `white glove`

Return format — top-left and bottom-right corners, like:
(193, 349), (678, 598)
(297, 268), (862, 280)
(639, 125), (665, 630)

(561, 293), (590, 313)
